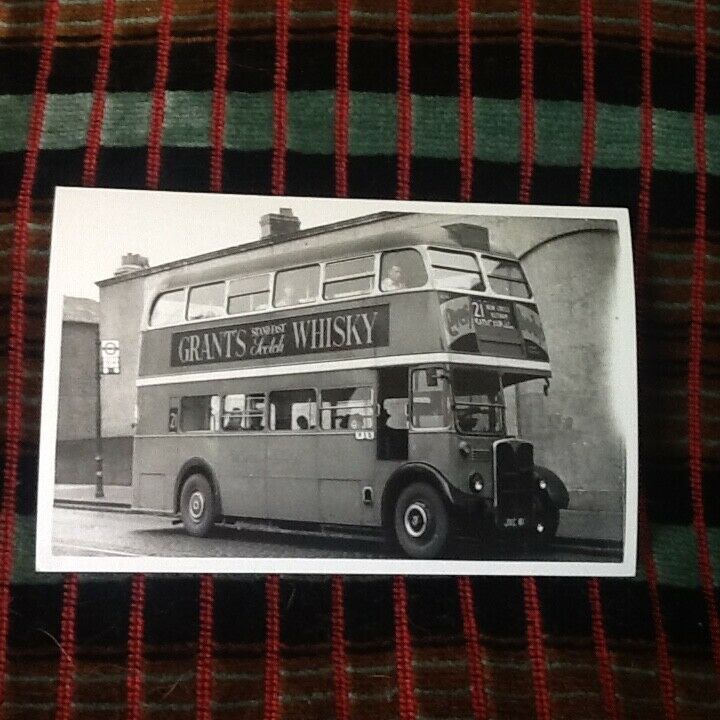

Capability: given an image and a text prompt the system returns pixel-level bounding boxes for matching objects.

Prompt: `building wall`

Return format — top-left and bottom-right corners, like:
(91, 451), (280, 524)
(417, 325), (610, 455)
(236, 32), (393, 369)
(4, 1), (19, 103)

(513, 227), (624, 539)
(99, 275), (147, 438)
(57, 321), (97, 441)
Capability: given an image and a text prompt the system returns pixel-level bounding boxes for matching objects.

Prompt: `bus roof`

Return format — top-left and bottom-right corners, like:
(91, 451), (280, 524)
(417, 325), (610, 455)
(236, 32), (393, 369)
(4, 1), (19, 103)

(97, 212), (518, 293)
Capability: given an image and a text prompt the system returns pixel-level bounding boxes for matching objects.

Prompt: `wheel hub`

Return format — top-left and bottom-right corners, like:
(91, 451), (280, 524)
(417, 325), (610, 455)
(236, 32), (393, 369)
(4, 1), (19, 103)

(404, 502), (429, 538)
(189, 491), (205, 521)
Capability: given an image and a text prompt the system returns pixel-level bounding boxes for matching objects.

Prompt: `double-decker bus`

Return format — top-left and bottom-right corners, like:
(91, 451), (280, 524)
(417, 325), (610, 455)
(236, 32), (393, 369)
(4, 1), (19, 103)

(132, 212), (569, 559)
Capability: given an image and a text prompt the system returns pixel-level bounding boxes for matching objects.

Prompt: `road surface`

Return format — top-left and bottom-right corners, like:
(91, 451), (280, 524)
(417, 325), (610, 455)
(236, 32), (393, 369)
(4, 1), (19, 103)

(51, 506), (622, 563)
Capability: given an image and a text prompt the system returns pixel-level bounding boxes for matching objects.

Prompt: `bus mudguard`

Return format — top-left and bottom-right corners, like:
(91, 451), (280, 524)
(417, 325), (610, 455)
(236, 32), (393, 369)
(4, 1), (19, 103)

(381, 462), (454, 523)
(174, 458), (224, 517)
(534, 465), (570, 509)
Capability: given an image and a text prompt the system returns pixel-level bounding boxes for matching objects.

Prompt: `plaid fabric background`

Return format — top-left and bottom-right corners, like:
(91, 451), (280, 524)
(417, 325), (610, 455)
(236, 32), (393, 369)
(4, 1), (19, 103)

(1, 0), (719, 718)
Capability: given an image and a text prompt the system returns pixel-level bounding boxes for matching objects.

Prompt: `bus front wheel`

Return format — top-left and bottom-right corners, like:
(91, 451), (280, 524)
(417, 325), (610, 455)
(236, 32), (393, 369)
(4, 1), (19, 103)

(180, 473), (216, 537)
(393, 482), (449, 559)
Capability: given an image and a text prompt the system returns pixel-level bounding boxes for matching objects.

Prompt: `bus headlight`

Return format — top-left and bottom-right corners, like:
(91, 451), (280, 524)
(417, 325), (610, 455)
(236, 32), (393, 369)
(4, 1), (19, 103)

(538, 479), (547, 490)
(469, 472), (484, 493)
(458, 441), (471, 458)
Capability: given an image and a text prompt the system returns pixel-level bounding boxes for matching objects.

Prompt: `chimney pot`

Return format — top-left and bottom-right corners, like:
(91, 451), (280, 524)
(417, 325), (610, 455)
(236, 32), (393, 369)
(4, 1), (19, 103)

(260, 208), (300, 239)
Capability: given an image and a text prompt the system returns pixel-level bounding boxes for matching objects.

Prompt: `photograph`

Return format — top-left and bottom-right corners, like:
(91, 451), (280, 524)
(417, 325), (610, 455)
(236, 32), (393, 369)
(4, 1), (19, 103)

(36, 188), (637, 575)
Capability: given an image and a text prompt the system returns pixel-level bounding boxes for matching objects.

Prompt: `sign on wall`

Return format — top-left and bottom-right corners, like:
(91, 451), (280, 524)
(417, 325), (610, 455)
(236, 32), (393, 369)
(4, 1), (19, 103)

(100, 339), (120, 374)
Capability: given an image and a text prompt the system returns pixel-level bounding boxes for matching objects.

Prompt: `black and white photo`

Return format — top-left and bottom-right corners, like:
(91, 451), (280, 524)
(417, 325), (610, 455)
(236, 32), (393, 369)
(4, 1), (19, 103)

(36, 189), (637, 575)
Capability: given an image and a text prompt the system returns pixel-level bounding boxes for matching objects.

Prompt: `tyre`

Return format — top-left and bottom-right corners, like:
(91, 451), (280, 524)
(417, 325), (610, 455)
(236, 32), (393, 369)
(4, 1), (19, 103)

(393, 481), (450, 559)
(180, 473), (216, 537)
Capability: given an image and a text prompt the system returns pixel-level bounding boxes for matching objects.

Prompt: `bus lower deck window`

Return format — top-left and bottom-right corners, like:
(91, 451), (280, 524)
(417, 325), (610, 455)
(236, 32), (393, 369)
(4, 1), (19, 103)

(222, 393), (266, 431)
(269, 389), (318, 430)
(320, 387), (374, 430)
(180, 395), (221, 432)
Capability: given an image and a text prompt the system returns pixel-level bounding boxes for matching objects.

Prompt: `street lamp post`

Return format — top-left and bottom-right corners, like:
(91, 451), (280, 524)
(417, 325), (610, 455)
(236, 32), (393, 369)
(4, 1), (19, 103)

(95, 328), (104, 498)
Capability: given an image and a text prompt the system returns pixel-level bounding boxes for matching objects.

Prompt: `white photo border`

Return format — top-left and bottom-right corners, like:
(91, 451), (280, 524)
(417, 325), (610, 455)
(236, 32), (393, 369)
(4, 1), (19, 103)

(36, 189), (638, 577)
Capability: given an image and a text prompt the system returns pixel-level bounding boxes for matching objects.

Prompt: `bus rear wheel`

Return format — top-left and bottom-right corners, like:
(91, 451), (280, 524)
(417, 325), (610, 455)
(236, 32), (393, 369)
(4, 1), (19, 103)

(393, 481), (449, 559)
(180, 473), (216, 537)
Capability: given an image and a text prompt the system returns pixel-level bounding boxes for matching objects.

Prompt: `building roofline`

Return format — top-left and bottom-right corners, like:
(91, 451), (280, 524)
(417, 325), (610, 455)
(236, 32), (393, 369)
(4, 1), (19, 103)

(96, 211), (408, 288)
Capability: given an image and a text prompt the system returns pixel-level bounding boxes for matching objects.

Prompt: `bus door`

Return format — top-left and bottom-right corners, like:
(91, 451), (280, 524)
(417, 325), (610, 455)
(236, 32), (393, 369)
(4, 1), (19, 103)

(265, 388), (321, 522)
(377, 367), (409, 461)
(316, 384), (377, 525)
(217, 392), (268, 519)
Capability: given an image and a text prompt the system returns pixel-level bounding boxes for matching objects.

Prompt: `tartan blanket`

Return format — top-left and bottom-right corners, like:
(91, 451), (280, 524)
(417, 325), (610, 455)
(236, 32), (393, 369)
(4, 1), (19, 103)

(0, 0), (719, 718)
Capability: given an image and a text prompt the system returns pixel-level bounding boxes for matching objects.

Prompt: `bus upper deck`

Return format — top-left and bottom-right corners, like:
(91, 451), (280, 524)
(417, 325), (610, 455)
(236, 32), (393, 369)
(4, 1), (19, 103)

(137, 214), (550, 384)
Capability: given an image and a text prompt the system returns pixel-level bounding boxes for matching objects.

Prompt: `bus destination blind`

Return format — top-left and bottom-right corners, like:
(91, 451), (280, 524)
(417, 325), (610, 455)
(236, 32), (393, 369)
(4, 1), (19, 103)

(170, 304), (390, 367)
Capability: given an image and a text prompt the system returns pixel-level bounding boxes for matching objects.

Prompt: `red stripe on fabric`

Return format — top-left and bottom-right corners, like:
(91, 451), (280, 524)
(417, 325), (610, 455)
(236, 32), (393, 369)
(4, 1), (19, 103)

(393, 576), (417, 720)
(54, 574), (79, 720)
(396, 0), (412, 201)
(457, 577), (488, 720)
(632, 1), (680, 708)
(334, 0), (351, 197)
(0, 0), (60, 706)
(578, 0), (596, 205)
(272, 0), (290, 195)
(196, 575), (214, 720)
(587, 579), (620, 720)
(458, 0), (473, 201)
(82, 0), (116, 186)
(522, 577), (551, 720)
(146, 0), (174, 189)
(517, 8), (550, 718)
(126, 574), (146, 720)
(636, 0), (653, 289)
(576, 7), (619, 712)
(210, 0), (230, 193)
(690, 0), (720, 681)
(518, 0), (535, 203)
(331, 576), (350, 720)
(638, 499), (678, 720)
(263, 575), (281, 720)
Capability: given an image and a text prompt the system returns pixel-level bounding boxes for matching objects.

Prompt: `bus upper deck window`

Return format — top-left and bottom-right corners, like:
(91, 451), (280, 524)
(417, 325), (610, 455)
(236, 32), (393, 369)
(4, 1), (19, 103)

(481, 256), (532, 299)
(323, 256), (374, 300)
(228, 275), (270, 315)
(380, 249), (428, 292)
(428, 249), (485, 292)
(274, 265), (320, 308)
(187, 282), (225, 320)
(149, 288), (185, 326)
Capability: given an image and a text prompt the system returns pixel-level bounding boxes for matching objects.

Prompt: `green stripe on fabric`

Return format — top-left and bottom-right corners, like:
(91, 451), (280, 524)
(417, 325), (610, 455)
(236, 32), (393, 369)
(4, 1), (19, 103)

(288, 90), (334, 154)
(0, 95), (32, 153)
(475, 98), (519, 162)
(349, 91), (397, 156)
(41, 93), (92, 150)
(102, 92), (151, 146)
(162, 90), (212, 147)
(224, 92), (273, 151)
(23, 90), (720, 174)
(536, 100), (582, 166)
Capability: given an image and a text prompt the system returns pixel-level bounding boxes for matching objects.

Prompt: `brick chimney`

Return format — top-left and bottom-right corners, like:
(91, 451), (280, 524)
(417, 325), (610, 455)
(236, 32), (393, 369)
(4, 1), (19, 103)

(260, 207), (300, 239)
(114, 253), (150, 276)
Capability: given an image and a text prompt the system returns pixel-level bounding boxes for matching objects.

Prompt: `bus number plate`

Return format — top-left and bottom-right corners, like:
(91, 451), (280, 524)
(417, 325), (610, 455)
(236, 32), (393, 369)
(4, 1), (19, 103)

(355, 431), (375, 441)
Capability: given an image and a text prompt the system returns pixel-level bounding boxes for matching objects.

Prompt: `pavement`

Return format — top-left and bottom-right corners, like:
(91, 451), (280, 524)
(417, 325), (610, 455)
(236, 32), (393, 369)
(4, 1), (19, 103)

(53, 484), (624, 544)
